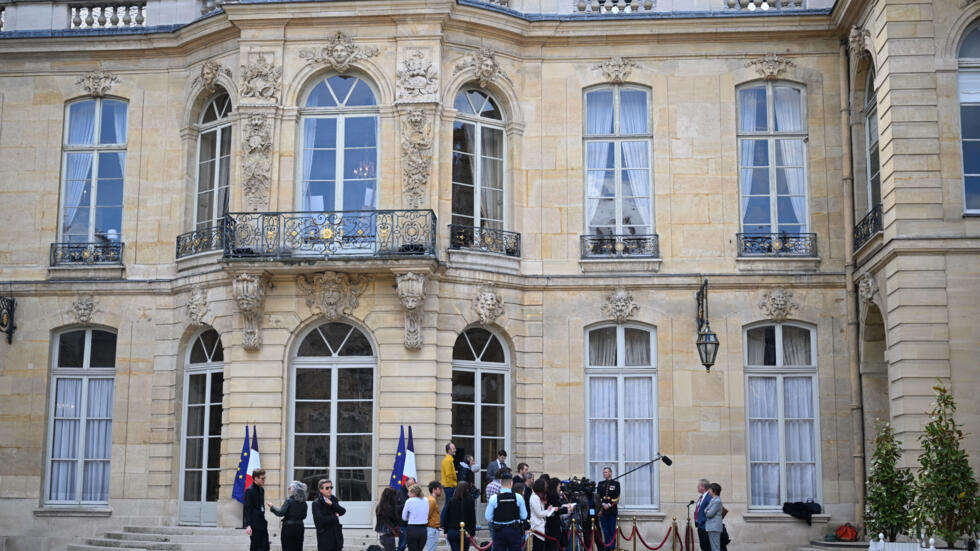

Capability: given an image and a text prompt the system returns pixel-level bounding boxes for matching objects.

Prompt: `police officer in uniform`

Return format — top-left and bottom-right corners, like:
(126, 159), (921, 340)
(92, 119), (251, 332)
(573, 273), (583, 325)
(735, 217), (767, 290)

(596, 467), (620, 551)
(484, 469), (528, 551)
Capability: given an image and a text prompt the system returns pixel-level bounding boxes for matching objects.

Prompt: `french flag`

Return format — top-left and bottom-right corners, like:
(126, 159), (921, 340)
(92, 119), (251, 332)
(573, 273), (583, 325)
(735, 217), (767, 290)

(244, 425), (262, 489)
(232, 426), (250, 503)
(403, 426), (417, 485)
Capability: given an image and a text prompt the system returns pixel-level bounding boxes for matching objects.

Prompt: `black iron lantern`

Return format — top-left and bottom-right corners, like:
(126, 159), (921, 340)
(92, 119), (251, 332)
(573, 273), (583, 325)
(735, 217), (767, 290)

(695, 279), (719, 372)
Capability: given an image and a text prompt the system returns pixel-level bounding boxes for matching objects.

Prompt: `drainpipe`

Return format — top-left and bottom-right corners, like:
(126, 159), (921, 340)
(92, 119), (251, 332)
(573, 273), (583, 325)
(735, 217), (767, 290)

(839, 40), (866, 533)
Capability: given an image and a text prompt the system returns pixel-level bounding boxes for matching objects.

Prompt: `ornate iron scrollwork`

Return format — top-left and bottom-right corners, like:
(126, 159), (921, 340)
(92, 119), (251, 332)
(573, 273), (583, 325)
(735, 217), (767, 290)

(853, 204), (882, 251)
(0, 296), (15, 344)
(580, 234), (660, 259)
(50, 242), (124, 265)
(176, 224), (224, 259)
(736, 233), (817, 257)
(448, 224), (521, 257)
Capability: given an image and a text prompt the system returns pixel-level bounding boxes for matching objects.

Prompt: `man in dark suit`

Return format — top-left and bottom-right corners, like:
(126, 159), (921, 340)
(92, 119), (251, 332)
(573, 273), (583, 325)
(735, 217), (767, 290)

(596, 467), (621, 551)
(693, 479), (712, 551)
(244, 469), (269, 551)
(487, 450), (508, 483)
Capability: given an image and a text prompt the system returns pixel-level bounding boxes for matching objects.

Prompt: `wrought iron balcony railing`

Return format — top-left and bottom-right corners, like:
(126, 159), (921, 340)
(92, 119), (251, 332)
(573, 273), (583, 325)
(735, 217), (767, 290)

(737, 233), (817, 257)
(50, 242), (124, 265)
(580, 234), (660, 259)
(853, 204), (882, 251)
(223, 210), (437, 260)
(176, 224), (224, 259)
(448, 224), (521, 258)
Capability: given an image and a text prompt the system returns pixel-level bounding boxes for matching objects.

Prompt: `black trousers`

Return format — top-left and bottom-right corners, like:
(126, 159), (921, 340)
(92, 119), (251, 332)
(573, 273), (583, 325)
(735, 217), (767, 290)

(697, 527), (711, 551)
(407, 524), (428, 551)
(492, 524), (523, 551)
(250, 524), (271, 551)
(281, 521), (305, 551)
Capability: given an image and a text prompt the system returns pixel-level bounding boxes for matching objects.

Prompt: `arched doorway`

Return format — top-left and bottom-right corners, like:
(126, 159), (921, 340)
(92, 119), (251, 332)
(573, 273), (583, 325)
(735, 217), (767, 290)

(290, 321), (376, 526)
(860, 303), (889, 469)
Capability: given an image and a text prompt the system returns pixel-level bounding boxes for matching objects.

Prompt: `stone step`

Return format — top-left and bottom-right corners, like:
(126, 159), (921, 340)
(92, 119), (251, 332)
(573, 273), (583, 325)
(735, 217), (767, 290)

(85, 538), (181, 550)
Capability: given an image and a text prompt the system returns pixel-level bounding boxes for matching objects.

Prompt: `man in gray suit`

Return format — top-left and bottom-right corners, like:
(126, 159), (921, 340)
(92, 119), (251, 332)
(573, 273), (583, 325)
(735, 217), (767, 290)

(486, 450), (507, 483)
(703, 483), (724, 551)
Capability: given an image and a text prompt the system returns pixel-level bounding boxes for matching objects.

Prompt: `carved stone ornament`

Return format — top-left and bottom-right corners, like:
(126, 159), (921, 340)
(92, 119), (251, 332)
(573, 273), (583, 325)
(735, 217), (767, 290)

(397, 50), (439, 103)
(299, 31), (380, 73)
(71, 295), (97, 324)
(297, 271), (368, 321)
(76, 69), (119, 98)
(746, 53), (796, 81)
(232, 273), (268, 352)
(187, 285), (208, 326)
(197, 60), (232, 94)
(848, 26), (872, 60)
(592, 57), (638, 84)
(454, 47), (510, 89)
(473, 285), (505, 325)
(759, 288), (799, 323)
(858, 273), (879, 306)
(396, 272), (427, 350)
(602, 288), (639, 324)
(242, 114), (273, 211)
(401, 108), (433, 209)
(240, 52), (282, 101)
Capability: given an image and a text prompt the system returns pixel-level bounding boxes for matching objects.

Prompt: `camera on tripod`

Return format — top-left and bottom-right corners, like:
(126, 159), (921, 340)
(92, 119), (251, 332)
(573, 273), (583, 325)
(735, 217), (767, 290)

(561, 476), (596, 499)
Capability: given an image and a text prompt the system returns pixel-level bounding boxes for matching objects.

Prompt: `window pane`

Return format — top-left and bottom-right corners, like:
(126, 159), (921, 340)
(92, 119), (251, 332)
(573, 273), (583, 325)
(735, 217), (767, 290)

(738, 87), (768, 132)
(100, 100), (128, 144)
(751, 463), (780, 506)
(589, 327), (617, 366)
(337, 468), (372, 501)
(481, 404), (505, 437)
(480, 336), (505, 363)
(452, 403), (475, 436)
(329, 76), (356, 104)
(773, 87), (803, 133)
(206, 468), (220, 501)
(464, 329), (493, 360)
(307, 81), (336, 108)
(742, 197), (771, 231)
(589, 377), (617, 418)
(586, 142), (615, 171)
(294, 402), (331, 433)
(347, 80), (376, 106)
(337, 402), (372, 433)
(786, 464), (816, 503)
(295, 369), (331, 399)
(620, 89), (648, 134)
(345, 117), (376, 148)
(453, 335), (476, 361)
(184, 470), (202, 501)
(58, 331), (86, 367)
(481, 96), (502, 120)
(746, 327), (776, 366)
(587, 171), (615, 198)
(963, 140), (980, 175)
(740, 139), (769, 167)
(345, 149), (376, 180)
(959, 27), (980, 58)
(586, 90), (614, 135)
(54, 379), (82, 418)
(307, 118), (337, 149)
(961, 105), (980, 140)
(782, 326), (812, 365)
(482, 127), (504, 159)
(185, 437), (203, 468)
(187, 405), (205, 437)
(452, 370), (475, 401)
(294, 435), (331, 467)
(298, 330), (331, 357)
(965, 176), (980, 211)
(188, 373), (206, 405)
(337, 368), (372, 399)
(89, 330), (116, 368)
(741, 168), (770, 196)
(68, 100), (96, 145)
(303, 181), (335, 212)
(625, 329), (650, 366)
(82, 461), (110, 501)
(307, 150), (336, 182)
(588, 199), (616, 230)
(481, 373), (505, 404)
(208, 404), (221, 435)
(85, 419), (112, 459)
(623, 377), (653, 418)
(336, 435), (371, 466)
(624, 421), (653, 461)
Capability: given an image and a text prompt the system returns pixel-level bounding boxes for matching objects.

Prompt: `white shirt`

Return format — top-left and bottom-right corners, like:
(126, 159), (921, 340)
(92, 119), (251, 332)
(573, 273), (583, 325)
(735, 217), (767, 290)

(402, 496), (429, 525)
(529, 493), (555, 540)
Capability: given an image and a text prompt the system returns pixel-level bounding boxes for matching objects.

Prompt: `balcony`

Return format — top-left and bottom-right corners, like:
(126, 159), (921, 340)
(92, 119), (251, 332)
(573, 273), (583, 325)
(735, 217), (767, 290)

(176, 224), (224, 259)
(222, 210), (436, 261)
(50, 242), (124, 265)
(736, 233), (817, 257)
(449, 225), (521, 258)
(580, 234), (660, 259)
(853, 204), (882, 251)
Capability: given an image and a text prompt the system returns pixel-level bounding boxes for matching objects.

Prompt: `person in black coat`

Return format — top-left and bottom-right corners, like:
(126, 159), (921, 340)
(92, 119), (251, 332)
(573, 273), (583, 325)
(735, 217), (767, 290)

(376, 487), (402, 551)
(271, 480), (309, 551)
(442, 481), (477, 551)
(313, 479), (347, 551)
(244, 469), (270, 551)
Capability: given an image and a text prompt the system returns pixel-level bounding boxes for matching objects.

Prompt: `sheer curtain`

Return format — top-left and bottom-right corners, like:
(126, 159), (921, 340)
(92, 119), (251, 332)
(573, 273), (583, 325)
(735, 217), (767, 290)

(624, 377), (654, 505)
(621, 142), (650, 229)
(619, 90), (647, 135)
(480, 127), (504, 228)
(746, 328), (767, 365)
(774, 87), (806, 231)
(625, 328), (650, 366)
(64, 102), (97, 241)
(589, 328), (617, 366)
(738, 90), (760, 228)
(586, 91), (614, 232)
(83, 378), (114, 502)
(782, 326), (811, 365)
(748, 377), (779, 506)
(589, 377), (617, 477)
(50, 378), (82, 501)
(109, 100), (127, 145)
(784, 377), (815, 502)
(302, 118), (318, 211)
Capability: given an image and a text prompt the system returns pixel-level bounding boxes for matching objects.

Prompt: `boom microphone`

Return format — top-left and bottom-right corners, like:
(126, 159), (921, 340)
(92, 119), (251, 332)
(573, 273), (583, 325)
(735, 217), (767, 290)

(660, 455), (672, 466)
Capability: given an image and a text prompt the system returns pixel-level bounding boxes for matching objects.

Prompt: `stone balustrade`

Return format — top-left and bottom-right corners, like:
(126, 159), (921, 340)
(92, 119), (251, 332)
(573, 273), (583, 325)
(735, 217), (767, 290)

(69, 2), (146, 28)
(575, 0), (654, 14)
(725, 0), (805, 9)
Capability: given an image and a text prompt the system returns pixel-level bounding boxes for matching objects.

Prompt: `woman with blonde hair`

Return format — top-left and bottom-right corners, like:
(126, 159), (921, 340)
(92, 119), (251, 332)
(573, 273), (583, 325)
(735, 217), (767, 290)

(401, 484), (430, 551)
(270, 480), (309, 551)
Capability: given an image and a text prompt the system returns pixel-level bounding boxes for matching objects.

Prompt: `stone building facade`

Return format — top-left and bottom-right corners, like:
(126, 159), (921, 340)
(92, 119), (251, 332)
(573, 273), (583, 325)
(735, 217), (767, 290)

(0, 0), (977, 549)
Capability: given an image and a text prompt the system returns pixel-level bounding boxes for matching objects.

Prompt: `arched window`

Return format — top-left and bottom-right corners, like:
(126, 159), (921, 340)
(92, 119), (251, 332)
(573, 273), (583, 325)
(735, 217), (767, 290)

(195, 92), (232, 231)
(863, 70), (881, 212)
(743, 322), (820, 508)
(958, 24), (980, 213)
(585, 324), (658, 507)
(291, 322), (375, 523)
(299, 76), (378, 213)
(179, 329), (224, 526)
(451, 89), (506, 252)
(46, 328), (117, 504)
(451, 327), (509, 496)
(737, 82), (808, 236)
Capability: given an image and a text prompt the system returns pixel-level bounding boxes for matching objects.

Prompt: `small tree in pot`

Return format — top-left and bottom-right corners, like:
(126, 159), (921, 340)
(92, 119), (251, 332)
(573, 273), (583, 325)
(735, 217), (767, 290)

(865, 420), (914, 542)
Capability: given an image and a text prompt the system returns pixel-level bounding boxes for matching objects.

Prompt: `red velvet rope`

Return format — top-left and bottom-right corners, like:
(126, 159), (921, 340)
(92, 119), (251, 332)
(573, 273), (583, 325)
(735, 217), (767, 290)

(633, 525), (673, 551)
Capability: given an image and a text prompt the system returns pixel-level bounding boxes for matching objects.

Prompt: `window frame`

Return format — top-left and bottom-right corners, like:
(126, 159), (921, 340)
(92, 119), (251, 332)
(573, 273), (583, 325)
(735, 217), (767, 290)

(742, 321), (822, 510)
(452, 88), (508, 232)
(958, 24), (980, 215)
(863, 70), (881, 212)
(735, 81), (811, 235)
(194, 93), (233, 231)
(58, 97), (128, 243)
(582, 84), (655, 236)
(44, 328), (117, 506)
(178, 328), (224, 514)
(584, 322), (659, 509)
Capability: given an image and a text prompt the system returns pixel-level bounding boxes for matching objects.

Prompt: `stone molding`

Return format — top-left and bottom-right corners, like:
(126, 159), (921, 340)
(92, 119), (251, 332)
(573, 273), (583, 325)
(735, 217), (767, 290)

(76, 69), (119, 97)
(299, 31), (380, 73)
(401, 108), (433, 208)
(858, 273), (879, 307)
(71, 294), (97, 324)
(241, 113), (273, 211)
(454, 47), (511, 88)
(240, 52), (282, 102)
(758, 288), (799, 323)
(396, 272), (427, 350)
(848, 25), (872, 61)
(473, 285), (505, 325)
(592, 57), (638, 84)
(197, 60), (232, 94)
(746, 53), (796, 80)
(397, 49), (438, 103)
(297, 271), (368, 321)
(187, 284), (208, 326)
(602, 288), (639, 323)
(232, 272), (268, 352)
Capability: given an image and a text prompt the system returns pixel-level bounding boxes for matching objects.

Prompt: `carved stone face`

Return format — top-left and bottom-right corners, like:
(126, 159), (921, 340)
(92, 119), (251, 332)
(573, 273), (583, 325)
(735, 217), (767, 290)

(402, 296), (420, 310)
(332, 44), (351, 63)
(408, 109), (425, 126)
(323, 284), (342, 307)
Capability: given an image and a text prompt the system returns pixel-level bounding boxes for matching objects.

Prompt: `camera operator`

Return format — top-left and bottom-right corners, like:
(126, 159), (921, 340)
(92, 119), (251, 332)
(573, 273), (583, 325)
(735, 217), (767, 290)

(557, 476), (594, 551)
(596, 467), (620, 551)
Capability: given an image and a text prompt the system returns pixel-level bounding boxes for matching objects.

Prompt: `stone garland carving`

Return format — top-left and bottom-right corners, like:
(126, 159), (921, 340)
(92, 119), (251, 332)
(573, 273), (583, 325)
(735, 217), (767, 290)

(848, 26), (872, 60)
(858, 273), (879, 306)
(396, 272), (427, 350)
(242, 114), (273, 211)
(592, 57), (638, 84)
(746, 53), (796, 81)
(759, 288), (799, 323)
(297, 271), (368, 321)
(197, 60), (232, 94)
(232, 273), (268, 352)
(473, 285), (505, 325)
(187, 284), (208, 326)
(71, 295), (97, 324)
(76, 69), (119, 97)
(454, 47), (511, 89)
(397, 50), (439, 103)
(401, 108), (433, 209)
(240, 52), (282, 102)
(299, 31), (380, 73)
(602, 288), (639, 324)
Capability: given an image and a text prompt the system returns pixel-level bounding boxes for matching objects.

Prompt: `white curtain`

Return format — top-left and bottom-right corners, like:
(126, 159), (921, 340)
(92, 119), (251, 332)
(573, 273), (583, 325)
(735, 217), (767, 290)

(621, 142), (650, 230)
(784, 377), (815, 502)
(589, 377), (617, 464)
(739, 88), (762, 229)
(624, 328), (650, 366)
(619, 90), (647, 135)
(63, 154), (93, 240)
(589, 328), (616, 366)
(782, 326), (811, 365)
(480, 127), (504, 227)
(69, 101), (96, 145)
(748, 377), (779, 506)
(746, 327), (767, 365)
(109, 100), (127, 145)
(50, 378), (82, 501)
(774, 87), (806, 231)
(302, 118), (318, 211)
(624, 377), (654, 505)
(586, 91), (614, 232)
(82, 378), (114, 502)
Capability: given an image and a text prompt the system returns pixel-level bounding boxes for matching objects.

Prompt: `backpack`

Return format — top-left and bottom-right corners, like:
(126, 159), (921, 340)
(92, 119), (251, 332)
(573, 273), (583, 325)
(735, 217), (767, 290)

(836, 523), (857, 542)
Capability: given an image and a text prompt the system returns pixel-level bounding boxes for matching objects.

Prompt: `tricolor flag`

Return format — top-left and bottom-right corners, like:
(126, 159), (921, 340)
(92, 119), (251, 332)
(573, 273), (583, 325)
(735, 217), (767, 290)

(245, 425), (262, 489)
(231, 426), (250, 503)
(403, 426), (417, 484)
(389, 425), (406, 488)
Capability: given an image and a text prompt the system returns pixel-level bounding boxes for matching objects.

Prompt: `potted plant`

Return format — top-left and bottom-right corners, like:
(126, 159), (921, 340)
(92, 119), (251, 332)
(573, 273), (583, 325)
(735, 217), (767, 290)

(866, 420), (915, 542)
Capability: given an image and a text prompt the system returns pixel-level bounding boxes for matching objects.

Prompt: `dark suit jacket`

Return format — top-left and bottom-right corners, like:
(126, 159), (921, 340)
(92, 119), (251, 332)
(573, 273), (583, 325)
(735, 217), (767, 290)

(596, 479), (621, 516)
(243, 484), (267, 530)
(695, 492), (712, 529)
(313, 496), (346, 551)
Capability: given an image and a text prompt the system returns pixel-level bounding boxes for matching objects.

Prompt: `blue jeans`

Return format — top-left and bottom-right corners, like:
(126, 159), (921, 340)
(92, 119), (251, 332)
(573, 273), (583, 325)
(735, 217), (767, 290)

(492, 524), (522, 551)
(398, 523), (409, 551)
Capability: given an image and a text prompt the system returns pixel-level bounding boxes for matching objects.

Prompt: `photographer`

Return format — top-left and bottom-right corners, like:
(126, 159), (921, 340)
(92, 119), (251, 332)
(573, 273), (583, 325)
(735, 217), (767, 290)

(596, 467), (620, 551)
(557, 476), (595, 551)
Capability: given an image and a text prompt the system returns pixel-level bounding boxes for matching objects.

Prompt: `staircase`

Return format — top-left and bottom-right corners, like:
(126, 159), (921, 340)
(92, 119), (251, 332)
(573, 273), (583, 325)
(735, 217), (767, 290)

(797, 540), (870, 551)
(64, 525), (383, 551)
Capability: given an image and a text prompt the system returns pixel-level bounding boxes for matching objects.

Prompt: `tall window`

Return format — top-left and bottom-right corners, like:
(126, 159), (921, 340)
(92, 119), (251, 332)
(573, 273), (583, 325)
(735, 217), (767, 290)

(451, 327), (509, 497)
(60, 98), (128, 243)
(863, 70), (881, 210)
(452, 89), (505, 232)
(744, 322), (819, 508)
(180, 329), (224, 526)
(959, 24), (980, 214)
(585, 324), (657, 507)
(47, 328), (117, 504)
(299, 76), (378, 213)
(196, 93), (232, 230)
(584, 85), (653, 236)
(737, 82), (808, 235)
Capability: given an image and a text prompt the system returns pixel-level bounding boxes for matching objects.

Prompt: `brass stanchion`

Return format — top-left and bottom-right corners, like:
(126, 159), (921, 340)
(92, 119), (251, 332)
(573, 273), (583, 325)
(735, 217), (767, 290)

(460, 522), (465, 551)
(615, 519), (621, 551)
(631, 517), (637, 551)
(571, 518), (577, 551)
(593, 517), (600, 551)
(670, 517), (678, 551)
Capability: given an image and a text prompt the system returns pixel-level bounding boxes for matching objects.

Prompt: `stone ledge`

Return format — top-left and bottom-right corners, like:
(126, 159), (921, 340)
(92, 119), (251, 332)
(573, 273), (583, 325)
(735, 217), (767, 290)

(619, 510), (668, 522)
(735, 256), (821, 273)
(447, 248), (521, 275)
(742, 512), (829, 523)
(33, 506), (112, 518)
(578, 258), (662, 273)
(176, 249), (224, 272)
(47, 264), (126, 280)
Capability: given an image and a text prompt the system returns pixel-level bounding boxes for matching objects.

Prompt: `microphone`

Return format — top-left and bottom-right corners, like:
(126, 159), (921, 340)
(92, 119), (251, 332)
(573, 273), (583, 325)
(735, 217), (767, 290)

(661, 455), (672, 466)
(688, 500), (695, 506)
